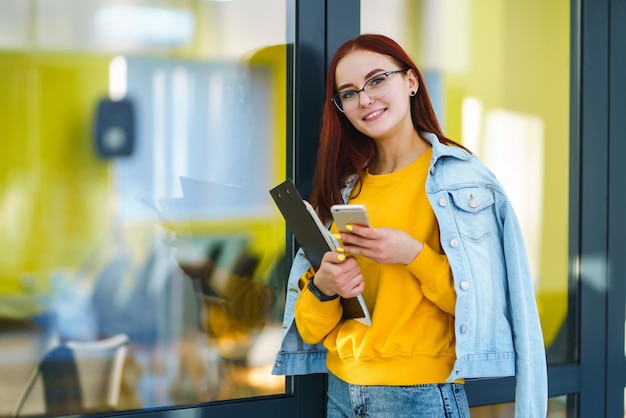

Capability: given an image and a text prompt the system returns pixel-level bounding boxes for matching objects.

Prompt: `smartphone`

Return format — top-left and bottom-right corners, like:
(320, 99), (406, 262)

(331, 204), (371, 232)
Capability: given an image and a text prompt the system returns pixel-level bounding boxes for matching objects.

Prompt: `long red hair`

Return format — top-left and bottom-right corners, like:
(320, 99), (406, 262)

(308, 34), (467, 223)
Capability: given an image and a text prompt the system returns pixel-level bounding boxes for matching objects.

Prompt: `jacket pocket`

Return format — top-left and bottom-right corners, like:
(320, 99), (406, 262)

(448, 187), (495, 242)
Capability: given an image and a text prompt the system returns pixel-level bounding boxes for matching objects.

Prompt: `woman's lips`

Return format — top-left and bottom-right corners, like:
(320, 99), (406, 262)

(363, 108), (385, 120)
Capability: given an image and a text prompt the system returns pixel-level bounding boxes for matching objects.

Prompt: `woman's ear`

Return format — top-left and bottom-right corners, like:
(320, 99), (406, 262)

(407, 69), (419, 96)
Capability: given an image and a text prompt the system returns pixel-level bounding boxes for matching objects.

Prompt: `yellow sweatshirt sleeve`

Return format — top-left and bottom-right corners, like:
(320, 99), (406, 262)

(405, 244), (456, 315)
(294, 269), (343, 345)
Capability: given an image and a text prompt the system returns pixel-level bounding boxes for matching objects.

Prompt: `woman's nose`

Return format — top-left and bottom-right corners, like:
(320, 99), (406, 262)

(358, 90), (374, 106)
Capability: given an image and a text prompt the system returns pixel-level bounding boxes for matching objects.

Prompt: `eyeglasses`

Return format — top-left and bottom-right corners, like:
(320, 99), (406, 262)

(332, 69), (409, 113)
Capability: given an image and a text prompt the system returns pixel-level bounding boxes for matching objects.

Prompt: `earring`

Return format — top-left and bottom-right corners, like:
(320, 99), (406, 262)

(410, 91), (416, 96)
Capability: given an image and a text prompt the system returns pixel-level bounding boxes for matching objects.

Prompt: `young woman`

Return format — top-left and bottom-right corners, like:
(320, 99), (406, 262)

(273, 34), (547, 417)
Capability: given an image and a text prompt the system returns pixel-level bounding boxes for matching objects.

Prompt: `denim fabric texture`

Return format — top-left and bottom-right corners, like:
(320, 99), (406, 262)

(272, 132), (548, 417)
(327, 372), (469, 418)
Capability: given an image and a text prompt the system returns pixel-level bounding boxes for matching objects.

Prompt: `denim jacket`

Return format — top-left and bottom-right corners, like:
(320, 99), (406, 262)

(272, 132), (548, 417)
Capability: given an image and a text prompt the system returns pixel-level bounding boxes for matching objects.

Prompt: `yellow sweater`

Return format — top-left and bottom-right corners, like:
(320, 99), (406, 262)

(296, 148), (458, 385)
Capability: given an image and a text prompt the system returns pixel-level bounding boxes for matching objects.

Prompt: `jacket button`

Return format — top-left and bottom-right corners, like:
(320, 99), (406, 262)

(438, 198), (447, 207)
(430, 166), (436, 175)
(275, 362), (282, 368)
(450, 239), (459, 248)
(460, 324), (468, 333)
(460, 280), (469, 290)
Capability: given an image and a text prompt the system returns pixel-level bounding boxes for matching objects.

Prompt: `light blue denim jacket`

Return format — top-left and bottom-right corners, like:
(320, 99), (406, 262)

(272, 132), (548, 417)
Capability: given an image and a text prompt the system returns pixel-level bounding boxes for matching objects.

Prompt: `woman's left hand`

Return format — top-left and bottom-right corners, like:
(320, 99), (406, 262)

(338, 224), (424, 265)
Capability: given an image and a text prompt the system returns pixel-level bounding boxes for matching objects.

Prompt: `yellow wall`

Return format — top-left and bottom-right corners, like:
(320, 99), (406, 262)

(0, 53), (111, 312)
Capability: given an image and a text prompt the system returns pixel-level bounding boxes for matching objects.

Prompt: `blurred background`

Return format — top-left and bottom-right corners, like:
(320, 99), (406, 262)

(0, 0), (289, 415)
(0, 0), (572, 417)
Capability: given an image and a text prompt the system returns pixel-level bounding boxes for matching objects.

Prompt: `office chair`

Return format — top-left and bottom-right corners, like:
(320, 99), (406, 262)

(11, 333), (129, 417)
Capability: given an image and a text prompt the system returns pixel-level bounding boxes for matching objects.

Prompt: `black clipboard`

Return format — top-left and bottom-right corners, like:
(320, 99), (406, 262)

(270, 179), (371, 326)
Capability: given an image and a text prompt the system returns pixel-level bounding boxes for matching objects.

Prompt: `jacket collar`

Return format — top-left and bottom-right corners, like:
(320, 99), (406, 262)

(421, 132), (472, 162)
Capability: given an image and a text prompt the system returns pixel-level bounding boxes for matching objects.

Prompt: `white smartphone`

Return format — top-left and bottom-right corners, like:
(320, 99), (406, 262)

(331, 204), (371, 232)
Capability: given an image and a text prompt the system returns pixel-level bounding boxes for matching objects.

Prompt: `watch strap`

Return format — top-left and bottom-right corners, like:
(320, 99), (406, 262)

(308, 276), (339, 302)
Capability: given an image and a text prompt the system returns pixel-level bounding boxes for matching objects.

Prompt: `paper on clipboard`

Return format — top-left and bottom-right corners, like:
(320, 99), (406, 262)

(269, 179), (371, 326)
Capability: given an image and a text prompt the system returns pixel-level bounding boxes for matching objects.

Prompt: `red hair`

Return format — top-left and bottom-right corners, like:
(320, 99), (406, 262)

(309, 33), (468, 223)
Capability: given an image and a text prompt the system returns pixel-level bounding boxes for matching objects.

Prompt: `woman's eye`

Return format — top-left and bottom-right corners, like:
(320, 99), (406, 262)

(340, 90), (357, 100)
(368, 76), (386, 87)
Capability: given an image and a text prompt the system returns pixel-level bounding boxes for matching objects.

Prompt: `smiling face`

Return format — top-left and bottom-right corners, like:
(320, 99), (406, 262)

(335, 50), (418, 141)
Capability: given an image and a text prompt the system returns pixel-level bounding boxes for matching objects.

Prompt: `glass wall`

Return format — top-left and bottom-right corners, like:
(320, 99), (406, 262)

(361, 0), (572, 413)
(0, 0), (290, 416)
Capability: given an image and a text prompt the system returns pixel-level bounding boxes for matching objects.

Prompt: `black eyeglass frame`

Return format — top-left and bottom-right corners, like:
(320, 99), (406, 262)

(331, 68), (409, 113)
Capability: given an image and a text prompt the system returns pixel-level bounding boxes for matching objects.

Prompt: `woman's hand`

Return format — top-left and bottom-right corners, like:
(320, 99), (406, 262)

(312, 251), (365, 299)
(338, 224), (424, 265)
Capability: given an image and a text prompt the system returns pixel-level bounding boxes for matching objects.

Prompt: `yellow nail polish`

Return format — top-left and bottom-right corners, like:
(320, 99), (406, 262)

(337, 253), (346, 262)
(336, 247), (345, 253)
(345, 224), (353, 232)
(333, 233), (342, 240)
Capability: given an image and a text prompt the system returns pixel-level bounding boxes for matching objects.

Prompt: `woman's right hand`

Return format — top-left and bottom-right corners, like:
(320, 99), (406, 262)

(313, 251), (364, 299)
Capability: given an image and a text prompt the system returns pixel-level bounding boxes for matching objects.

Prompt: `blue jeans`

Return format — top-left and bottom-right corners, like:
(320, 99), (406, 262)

(327, 372), (470, 418)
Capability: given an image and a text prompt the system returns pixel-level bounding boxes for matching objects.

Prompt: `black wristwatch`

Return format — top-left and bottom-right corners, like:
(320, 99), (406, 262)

(308, 276), (339, 302)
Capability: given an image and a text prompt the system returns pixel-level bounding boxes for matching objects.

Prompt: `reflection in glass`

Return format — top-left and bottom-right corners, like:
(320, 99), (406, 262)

(0, 0), (289, 415)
